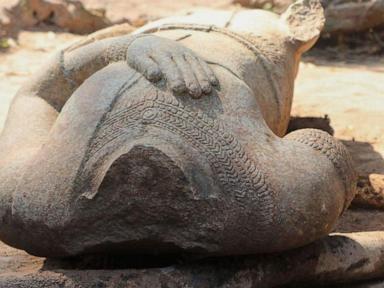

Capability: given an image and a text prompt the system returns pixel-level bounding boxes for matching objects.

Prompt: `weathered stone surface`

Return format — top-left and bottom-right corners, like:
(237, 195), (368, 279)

(0, 0), (356, 258)
(2, 231), (384, 287)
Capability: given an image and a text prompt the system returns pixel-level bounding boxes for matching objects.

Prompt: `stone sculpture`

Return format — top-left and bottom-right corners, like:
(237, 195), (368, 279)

(0, 0), (356, 257)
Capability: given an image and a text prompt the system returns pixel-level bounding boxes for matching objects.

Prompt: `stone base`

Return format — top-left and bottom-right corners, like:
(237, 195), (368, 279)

(2, 235), (384, 288)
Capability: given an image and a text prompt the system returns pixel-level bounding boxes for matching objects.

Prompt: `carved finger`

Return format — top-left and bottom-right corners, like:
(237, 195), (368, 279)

(155, 54), (186, 94)
(174, 54), (202, 99)
(185, 54), (211, 95)
(197, 57), (218, 86)
(127, 55), (162, 82)
(142, 56), (163, 82)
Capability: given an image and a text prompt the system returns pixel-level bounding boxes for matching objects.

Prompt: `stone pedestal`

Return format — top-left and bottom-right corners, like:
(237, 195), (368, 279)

(1, 230), (384, 288)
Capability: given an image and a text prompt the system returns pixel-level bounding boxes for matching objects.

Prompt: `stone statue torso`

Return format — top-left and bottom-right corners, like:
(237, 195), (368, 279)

(0, 1), (356, 258)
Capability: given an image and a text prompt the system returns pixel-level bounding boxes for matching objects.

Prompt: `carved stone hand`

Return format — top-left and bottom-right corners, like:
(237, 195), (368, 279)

(126, 35), (218, 98)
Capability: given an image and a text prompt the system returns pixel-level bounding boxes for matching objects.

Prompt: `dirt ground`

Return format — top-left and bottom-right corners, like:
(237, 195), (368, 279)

(0, 1), (384, 286)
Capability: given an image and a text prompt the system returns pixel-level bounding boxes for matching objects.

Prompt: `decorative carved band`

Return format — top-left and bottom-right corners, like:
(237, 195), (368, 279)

(84, 90), (277, 232)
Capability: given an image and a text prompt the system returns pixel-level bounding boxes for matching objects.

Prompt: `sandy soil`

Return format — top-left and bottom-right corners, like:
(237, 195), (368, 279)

(81, 0), (233, 23)
(295, 56), (384, 161)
